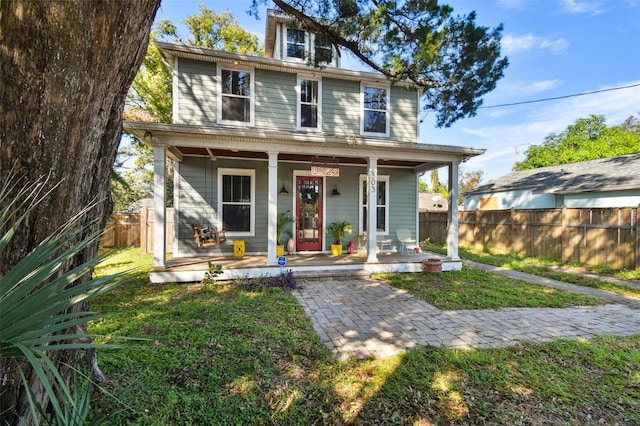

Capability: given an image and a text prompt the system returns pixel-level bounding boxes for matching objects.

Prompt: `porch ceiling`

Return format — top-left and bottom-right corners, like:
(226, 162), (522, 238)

(124, 121), (485, 172)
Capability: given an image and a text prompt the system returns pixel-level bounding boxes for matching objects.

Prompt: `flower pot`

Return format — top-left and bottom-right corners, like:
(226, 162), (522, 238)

(422, 258), (442, 274)
(276, 245), (285, 257)
(331, 244), (343, 256)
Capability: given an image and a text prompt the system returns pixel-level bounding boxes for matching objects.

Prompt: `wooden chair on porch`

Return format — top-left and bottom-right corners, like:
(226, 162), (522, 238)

(191, 224), (227, 247)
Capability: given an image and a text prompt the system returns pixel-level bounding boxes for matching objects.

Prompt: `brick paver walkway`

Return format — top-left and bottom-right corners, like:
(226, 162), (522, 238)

(293, 272), (640, 360)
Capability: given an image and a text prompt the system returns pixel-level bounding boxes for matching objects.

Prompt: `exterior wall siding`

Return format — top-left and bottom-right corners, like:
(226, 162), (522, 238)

(465, 189), (556, 211)
(174, 58), (418, 142)
(390, 87), (418, 142)
(176, 160), (418, 255)
(255, 69), (297, 130)
(176, 59), (217, 126)
(322, 78), (361, 137)
(465, 189), (640, 210)
(564, 190), (640, 208)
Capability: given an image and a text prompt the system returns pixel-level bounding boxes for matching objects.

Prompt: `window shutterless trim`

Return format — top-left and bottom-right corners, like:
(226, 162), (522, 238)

(217, 168), (256, 237)
(216, 65), (255, 127)
(296, 74), (322, 131)
(360, 82), (390, 137)
(358, 174), (390, 234)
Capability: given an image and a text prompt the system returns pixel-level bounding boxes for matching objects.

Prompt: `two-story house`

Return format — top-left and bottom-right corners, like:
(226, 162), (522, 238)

(124, 9), (485, 283)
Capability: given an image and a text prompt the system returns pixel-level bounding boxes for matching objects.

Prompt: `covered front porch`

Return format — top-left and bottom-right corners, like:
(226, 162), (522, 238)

(124, 122), (486, 283)
(150, 251), (455, 284)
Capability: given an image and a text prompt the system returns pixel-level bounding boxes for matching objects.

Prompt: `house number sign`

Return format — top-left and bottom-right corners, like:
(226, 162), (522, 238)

(369, 170), (377, 193)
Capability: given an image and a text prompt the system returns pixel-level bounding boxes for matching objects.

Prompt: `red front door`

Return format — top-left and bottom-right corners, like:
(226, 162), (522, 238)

(296, 176), (323, 251)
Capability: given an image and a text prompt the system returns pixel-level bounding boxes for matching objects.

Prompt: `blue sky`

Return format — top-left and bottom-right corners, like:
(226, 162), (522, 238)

(154, 0), (640, 182)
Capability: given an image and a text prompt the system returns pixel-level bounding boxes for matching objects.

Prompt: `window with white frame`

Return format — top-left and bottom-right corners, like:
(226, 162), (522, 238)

(359, 174), (389, 234)
(217, 67), (254, 125)
(314, 34), (333, 64)
(298, 76), (321, 130)
(218, 168), (255, 236)
(286, 28), (306, 60)
(361, 84), (389, 136)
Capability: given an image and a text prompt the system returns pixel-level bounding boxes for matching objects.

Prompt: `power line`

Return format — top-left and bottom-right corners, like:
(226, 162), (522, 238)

(479, 82), (640, 109)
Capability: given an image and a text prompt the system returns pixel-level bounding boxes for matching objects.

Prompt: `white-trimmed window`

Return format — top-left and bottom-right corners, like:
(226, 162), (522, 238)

(361, 83), (390, 136)
(297, 76), (321, 130)
(359, 174), (390, 234)
(314, 34), (333, 64)
(217, 66), (254, 126)
(218, 168), (255, 236)
(286, 27), (306, 60)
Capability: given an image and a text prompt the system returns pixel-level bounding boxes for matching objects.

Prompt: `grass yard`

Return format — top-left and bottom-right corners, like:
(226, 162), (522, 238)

(376, 265), (604, 310)
(425, 244), (640, 299)
(89, 248), (640, 425)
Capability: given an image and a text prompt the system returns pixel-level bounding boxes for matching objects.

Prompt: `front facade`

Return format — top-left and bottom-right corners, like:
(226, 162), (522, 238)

(125, 10), (484, 282)
(465, 153), (640, 211)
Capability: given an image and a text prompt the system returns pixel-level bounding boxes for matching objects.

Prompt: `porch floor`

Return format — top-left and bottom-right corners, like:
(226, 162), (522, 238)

(152, 251), (460, 283)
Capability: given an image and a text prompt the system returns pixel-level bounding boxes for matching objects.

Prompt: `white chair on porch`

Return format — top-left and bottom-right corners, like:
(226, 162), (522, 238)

(396, 229), (417, 253)
(376, 234), (392, 252)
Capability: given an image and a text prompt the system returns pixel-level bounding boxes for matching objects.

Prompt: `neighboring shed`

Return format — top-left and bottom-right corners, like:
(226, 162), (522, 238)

(464, 153), (640, 210)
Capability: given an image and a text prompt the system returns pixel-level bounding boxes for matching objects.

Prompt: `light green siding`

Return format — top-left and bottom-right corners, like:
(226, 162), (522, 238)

(323, 78), (360, 137)
(255, 69), (297, 130)
(175, 58), (418, 142)
(177, 160), (418, 255)
(390, 87), (418, 142)
(176, 59), (217, 126)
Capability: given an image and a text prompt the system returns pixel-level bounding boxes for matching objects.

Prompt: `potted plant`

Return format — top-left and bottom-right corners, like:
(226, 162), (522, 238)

(326, 221), (353, 255)
(276, 212), (295, 256)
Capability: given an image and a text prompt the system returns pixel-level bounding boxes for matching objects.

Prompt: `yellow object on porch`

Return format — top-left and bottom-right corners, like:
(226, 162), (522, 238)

(234, 240), (245, 258)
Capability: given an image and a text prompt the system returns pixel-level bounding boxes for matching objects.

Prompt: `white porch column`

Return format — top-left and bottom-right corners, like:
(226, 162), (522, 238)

(267, 151), (278, 265)
(447, 161), (461, 260)
(366, 157), (378, 262)
(153, 145), (167, 269)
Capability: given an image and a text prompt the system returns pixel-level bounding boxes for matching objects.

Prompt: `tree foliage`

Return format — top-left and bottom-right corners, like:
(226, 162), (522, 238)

(515, 114), (640, 171)
(252, 0), (508, 127)
(119, 7), (261, 210)
(157, 5), (262, 54)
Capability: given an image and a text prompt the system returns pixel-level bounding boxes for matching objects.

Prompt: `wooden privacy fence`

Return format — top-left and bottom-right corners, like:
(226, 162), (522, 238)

(100, 213), (140, 248)
(420, 207), (640, 270)
(99, 208), (174, 253)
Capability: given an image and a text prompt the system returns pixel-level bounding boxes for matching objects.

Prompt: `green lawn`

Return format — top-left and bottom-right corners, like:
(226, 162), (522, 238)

(89, 248), (640, 424)
(376, 265), (604, 310)
(424, 244), (640, 298)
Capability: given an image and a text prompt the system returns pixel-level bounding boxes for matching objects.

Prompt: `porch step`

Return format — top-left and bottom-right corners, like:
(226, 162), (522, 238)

(293, 269), (371, 282)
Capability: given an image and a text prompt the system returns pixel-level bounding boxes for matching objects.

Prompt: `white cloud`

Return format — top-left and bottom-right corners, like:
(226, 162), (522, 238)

(560, 0), (605, 15)
(502, 34), (569, 55)
(539, 38), (570, 54)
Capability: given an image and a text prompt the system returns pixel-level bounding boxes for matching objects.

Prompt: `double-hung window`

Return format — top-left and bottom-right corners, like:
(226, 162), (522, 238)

(314, 34), (333, 64)
(361, 83), (390, 136)
(218, 168), (255, 236)
(286, 28), (306, 60)
(297, 76), (321, 130)
(217, 66), (254, 126)
(359, 175), (390, 234)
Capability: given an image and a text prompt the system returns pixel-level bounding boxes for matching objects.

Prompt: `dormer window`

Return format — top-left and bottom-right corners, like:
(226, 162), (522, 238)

(281, 25), (337, 66)
(286, 28), (306, 60)
(314, 34), (332, 64)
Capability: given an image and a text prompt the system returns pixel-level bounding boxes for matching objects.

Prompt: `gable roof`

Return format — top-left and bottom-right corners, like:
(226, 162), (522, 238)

(467, 153), (640, 196)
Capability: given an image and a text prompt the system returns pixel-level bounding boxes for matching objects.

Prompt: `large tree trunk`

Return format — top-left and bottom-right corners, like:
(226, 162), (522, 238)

(0, 0), (160, 423)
